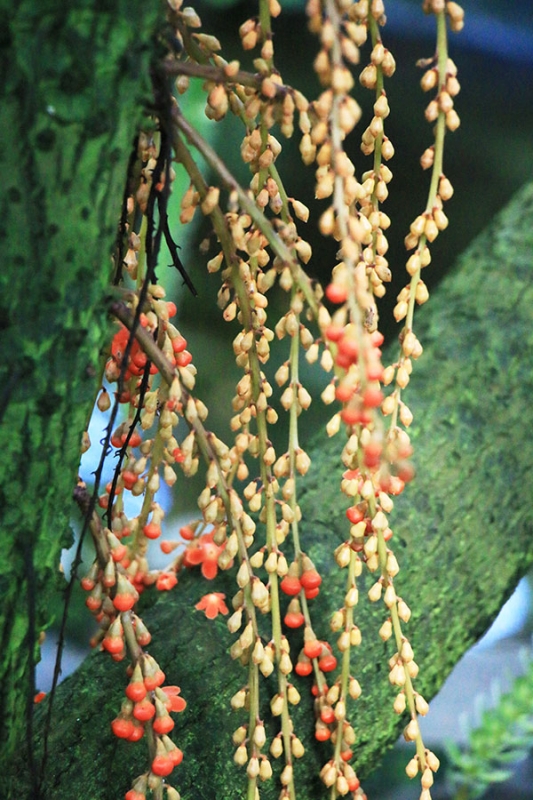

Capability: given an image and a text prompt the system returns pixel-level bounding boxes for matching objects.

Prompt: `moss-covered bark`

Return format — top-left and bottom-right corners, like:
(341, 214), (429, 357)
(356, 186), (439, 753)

(20, 183), (533, 799)
(0, 0), (161, 787)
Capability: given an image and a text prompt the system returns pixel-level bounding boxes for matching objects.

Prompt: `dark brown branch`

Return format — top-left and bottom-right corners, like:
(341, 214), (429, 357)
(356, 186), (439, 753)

(164, 59), (289, 97)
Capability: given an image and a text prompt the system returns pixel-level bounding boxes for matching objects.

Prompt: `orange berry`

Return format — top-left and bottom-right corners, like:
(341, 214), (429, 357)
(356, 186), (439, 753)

(172, 335), (187, 353)
(133, 699), (155, 721)
(152, 715), (175, 735)
(284, 611), (305, 628)
(111, 716), (134, 739)
(300, 569), (322, 591)
(280, 575), (302, 596)
(315, 723), (331, 742)
(143, 522), (161, 540)
(151, 754), (174, 777)
(304, 639), (323, 659)
(125, 681), (147, 703)
(325, 283), (348, 304)
(127, 722), (145, 742)
(318, 654), (337, 672)
(295, 659), (313, 677)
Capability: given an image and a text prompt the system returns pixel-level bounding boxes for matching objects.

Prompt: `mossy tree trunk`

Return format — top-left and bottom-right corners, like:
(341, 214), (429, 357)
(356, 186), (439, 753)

(0, 0), (160, 787)
(17, 183), (533, 798)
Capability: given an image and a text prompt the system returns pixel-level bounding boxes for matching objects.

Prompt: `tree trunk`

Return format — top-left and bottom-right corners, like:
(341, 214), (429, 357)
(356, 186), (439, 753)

(0, 0), (160, 788)
(19, 182), (533, 798)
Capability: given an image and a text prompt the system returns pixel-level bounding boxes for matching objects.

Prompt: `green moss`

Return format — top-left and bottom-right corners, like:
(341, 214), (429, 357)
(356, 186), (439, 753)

(0, 0), (162, 786)
(18, 183), (533, 799)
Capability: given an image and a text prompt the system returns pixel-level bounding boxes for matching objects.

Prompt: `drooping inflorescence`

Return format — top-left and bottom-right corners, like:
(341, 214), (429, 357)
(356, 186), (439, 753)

(69, 2), (464, 799)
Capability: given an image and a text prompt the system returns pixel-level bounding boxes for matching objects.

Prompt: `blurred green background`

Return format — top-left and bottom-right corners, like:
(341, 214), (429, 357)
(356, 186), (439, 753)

(45, 2), (533, 798)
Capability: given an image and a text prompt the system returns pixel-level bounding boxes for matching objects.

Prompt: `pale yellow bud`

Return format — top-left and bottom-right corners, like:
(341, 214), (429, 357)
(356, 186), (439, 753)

(247, 756), (260, 779)
(280, 764), (293, 786)
(404, 718), (419, 741)
(393, 691), (406, 714)
(405, 756), (419, 778)
(415, 694), (429, 716)
(270, 736), (283, 758)
(234, 744), (248, 765)
(259, 758), (272, 781)
(368, 581), (382, 602)
(379, 618), (392, 641)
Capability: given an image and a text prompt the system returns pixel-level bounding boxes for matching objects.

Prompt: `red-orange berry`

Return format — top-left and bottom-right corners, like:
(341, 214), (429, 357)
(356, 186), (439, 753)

(127, 722), (145, 742)
(295, 659), (313, 677)
(133, 698), (155, 722)
(315, 723), (331, 742)
(318, 654), (337, 672)
(284, 611), (305, 628)
(151, 754), (174, 777)
(325, 283), (348, 304)
(125, 681), (147, 703)
(143, 522), (161, 540)
(152, 715), (175, 735)
(300, 569), (322, 591)
(280, 575), (302, 596)
(111, 716), (134, 739)
(304, 639), (323, 659)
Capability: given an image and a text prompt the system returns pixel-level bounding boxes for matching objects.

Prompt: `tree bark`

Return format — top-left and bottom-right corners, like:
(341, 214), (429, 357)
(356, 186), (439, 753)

(19, 182), (533, 798)
(0, 0), (160, 787)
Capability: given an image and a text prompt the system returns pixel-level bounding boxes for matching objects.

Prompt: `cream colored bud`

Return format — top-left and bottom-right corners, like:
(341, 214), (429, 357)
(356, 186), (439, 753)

(345, 587), (359, 607)
(359, 63), (377, 89)
(270, 694), (284, 716)
(253, 723), (266, 749)
(291, 199), (310, 222)
(260, 655), (274, 677)
(386, 552), (400, 577)
(420, 68), (437, 92)
(234, 744), (248, 765)
(399, 403), (413, 427)
(368, 581), (382, 602)
(231, 688), (247, 709)
(251, 580), (269, 609)
(446, 109), (461, 130)
(280, 764), (293, 786)
(350, 625), (362, 646)
(379, 618), (392, 641)
(415, 694), (429, 716)
(382, 50), (396, 75)
(426, 750), (440, 772)
(201, 186), (220, 215)
(236, 560), (250, 588)
(397, 598), (411, 622)
(330, 610), (344, 632)
(279, 651), (292, 675)
(335, 543), (351, 568)
(232, 725), (247, 746)
(291, 737), (305, 758)
(420, 146), (435, 170)
(349, 678), (362, 699)
(393, 691), (406, 714)
(259, 758), (272, 781)
(384, 584), (397, 608)
(393, 301), (408, 323)
(270, 736), (283, 758)
(252, 639), (264, 664)
(247, 756), (260, 779)
(405, 756), (419, 778)
(322, 764), (337, 787)
(404, 718), (419, 741)
(439, 175), (454, 201)
(287, 685), (301, 705)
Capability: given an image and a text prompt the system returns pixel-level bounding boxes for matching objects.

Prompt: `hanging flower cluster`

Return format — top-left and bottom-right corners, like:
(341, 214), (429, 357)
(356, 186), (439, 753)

(72, 1), (464, 799)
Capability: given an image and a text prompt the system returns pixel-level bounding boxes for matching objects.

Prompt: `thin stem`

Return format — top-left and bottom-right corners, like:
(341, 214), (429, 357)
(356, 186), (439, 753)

(172, 108), (318, 316)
